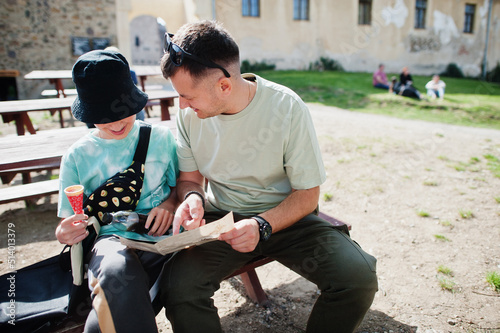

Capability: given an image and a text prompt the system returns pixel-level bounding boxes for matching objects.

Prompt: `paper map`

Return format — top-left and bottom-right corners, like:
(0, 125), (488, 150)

(118, 212), (234, 255)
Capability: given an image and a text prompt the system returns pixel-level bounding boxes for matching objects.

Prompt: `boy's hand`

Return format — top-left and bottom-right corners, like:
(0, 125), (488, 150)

(55, 214), (89, 245)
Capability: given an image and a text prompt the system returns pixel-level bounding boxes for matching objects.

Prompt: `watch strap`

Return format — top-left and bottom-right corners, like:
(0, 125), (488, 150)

(252, 215), (272, 241)
(184, 191), (206, 210)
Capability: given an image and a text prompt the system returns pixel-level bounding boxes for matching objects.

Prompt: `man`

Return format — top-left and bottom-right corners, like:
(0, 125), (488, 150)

(425, 74), (446, 100)
(160, 20), (378, 333)
(373, 64), (389, 89)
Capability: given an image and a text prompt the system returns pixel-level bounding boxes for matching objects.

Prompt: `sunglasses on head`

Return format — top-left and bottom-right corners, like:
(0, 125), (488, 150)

(163, 33), (231, 78)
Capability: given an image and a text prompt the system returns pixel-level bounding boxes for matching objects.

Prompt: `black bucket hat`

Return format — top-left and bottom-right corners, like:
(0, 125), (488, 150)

(71, 50), (148, 124)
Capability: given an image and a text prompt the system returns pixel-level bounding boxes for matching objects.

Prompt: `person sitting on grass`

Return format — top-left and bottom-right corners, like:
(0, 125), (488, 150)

(373, 64), (389, 90)
(398, 67), (422, 100)
(389, 76), (402, 94)
(425, 74), (446, 100)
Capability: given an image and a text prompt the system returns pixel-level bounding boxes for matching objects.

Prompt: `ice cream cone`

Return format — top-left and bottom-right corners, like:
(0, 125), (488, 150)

(64, 185), (86, 286)
(64, 185), (84, 215)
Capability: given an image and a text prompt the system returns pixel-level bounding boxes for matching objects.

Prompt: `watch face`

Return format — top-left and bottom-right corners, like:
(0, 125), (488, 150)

(260, 222), (272, 241)
(253, 217), (272, 241)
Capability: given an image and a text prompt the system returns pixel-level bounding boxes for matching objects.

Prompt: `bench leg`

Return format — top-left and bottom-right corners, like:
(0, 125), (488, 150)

(21, 172), (36, 207)
(1, 172), (16, 184)
(49, 78), (66, 98)
(160, 99), (174, 121)
(58, 110), (65, 128)
(21, 112), (36, 135)
(138, 77), (152, 117)
(239, 269), (269, 306)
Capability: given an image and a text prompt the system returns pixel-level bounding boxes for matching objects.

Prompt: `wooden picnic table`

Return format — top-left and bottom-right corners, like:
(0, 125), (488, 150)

(24, 66), (162, 98)
(0, 120), (176, 205)
(0, 120), (176, 182)
(0, 90), (178, 135)
(24, 70), (73, 98)
(0, 125), (90, 174)
(133, 65), (163, 92)
(0, 96), (76, 135)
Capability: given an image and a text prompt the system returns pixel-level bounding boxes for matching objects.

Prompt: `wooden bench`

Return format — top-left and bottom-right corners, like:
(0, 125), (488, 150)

(0, 164), (60, 207)
(225, 212), (350, 306)
(0, 178), (59, 207)
(45, 211), (349, 332)
(0, 162), (60, 185)
(41, 89), (78, 97)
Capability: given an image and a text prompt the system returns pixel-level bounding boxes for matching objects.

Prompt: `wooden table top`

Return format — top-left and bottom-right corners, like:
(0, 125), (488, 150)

(24, 66), (162, 80)
(24, 70), (73, 80)
(0, 96), (77, 113)
(0, 90), (177, 115)
(0, 120), (176, 172)
(0, 126), (90, 171)
(141, 89), (178, 100)
(132, 65), (162, 77)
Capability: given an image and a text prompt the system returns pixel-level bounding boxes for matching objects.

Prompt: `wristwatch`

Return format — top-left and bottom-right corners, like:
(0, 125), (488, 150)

(252, 216), (272, 241)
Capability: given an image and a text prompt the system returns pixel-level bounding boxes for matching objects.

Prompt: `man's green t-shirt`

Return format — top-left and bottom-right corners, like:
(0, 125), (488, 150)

(176, 74), (326, 215)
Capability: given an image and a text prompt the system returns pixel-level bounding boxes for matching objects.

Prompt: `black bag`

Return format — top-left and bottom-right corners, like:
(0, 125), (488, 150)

(80, 123), (151, 258)
(0, 248), (91, 333)
(83, 123), (151, 225)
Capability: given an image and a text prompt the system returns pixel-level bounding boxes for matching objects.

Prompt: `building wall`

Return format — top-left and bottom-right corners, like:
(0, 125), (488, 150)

(1, 0), (498, 99)
(0, 0), (117, 99)
(129, 0), (187, 30)
(0, 0), (187, 99)
(207, 0), (499, 76)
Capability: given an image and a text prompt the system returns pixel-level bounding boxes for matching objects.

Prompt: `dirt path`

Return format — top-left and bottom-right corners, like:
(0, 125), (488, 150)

(1, 104), (499, 332)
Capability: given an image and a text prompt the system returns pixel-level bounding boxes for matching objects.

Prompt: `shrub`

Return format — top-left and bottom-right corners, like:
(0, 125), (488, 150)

(440, 63), (464, 78)
(486, 62), (500, 83)
(240, 60), (276, 72)
(309, 57), (344, 72)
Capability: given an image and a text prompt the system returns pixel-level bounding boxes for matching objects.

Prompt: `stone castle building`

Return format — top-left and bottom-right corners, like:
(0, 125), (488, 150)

(1, 0), (499, 99)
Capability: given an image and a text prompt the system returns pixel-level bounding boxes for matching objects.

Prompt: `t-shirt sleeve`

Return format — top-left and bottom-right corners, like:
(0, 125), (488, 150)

(176, 109), (199, 172)
(283, 101), (326, 190)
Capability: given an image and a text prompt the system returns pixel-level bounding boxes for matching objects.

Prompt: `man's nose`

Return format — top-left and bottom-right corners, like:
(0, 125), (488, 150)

(179, 97), (190, 109)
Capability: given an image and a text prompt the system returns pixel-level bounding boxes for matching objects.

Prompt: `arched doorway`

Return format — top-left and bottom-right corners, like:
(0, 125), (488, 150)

(130, 15), (166, 65)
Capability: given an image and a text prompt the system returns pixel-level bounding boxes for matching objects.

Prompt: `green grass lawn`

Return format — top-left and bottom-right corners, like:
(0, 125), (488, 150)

(254, 71), (500, 130)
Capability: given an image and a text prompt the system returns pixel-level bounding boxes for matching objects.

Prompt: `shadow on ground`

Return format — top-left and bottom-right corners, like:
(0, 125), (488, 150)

(221, 273), (417, 333)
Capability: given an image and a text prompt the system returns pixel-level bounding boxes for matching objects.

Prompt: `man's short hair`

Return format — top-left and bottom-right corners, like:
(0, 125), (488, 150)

(160, 20), (240, 79)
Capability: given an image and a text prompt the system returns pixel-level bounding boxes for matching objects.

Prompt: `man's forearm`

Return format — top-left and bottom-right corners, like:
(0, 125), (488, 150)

(176, 180), (205, 202)
(259, 186), (320, 233)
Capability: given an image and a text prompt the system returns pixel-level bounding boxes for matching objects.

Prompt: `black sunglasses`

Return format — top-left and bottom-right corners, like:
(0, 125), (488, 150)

(163, 33), (231, 78)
